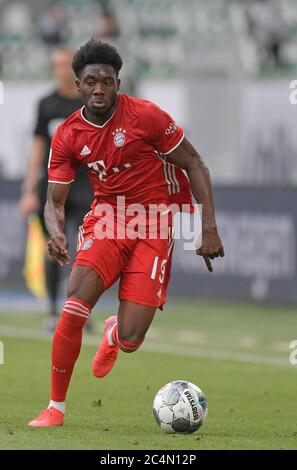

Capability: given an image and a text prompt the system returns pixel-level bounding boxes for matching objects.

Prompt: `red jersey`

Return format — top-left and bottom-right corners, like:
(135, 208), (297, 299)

(48, 94), (193, 210)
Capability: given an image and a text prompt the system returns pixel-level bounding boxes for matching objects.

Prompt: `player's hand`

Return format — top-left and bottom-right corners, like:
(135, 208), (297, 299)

(48, 233), (70, 267)
(196, 228), (224, 272)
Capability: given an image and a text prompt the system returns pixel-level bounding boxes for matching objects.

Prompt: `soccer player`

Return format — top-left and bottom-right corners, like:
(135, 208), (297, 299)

(19, 47), (92, 331)
(28, 39), (224, 427)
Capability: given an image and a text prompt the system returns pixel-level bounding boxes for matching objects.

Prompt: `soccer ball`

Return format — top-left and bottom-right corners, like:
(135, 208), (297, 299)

(152, 380), (208, 434)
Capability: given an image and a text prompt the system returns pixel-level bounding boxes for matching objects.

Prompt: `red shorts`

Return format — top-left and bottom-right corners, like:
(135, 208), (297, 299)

(72, 209), (174, 309)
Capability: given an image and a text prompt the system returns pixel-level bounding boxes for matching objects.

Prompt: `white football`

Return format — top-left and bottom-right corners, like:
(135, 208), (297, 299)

(153, 380), (208, 433)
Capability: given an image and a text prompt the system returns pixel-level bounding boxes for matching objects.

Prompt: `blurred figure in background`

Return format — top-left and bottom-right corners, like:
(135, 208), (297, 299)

(97, 5), (120, 41)
(38, 3), (67, 46)
(19, 47), (92, 332)
(245, 0), (287, 70)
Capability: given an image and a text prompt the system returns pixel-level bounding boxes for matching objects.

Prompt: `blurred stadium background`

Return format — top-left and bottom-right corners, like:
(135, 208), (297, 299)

(1, 0), (297, 450)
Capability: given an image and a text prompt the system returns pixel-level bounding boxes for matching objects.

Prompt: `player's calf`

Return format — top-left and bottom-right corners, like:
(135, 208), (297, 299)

(116, 336), (144, 353)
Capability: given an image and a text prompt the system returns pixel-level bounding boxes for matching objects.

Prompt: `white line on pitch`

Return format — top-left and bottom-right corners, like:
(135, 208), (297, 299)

(0, 324), (292, 369)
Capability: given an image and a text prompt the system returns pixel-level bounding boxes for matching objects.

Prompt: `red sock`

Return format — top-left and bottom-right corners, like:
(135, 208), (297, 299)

(111, 324), (144, 353)
(51, 297), (91, 402)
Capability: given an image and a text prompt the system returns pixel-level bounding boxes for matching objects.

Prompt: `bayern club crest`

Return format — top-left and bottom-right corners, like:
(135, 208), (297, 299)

(112, 128), (126, 147)
(81, 238), (93, 251)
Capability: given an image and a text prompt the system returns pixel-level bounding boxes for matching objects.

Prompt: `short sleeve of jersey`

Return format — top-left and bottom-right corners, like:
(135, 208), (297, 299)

(47, 126), (80, 184)
(141, 101), (184, 155)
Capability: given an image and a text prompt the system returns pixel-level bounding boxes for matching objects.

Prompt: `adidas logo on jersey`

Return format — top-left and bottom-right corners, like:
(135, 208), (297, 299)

(80, 145), (91, 156)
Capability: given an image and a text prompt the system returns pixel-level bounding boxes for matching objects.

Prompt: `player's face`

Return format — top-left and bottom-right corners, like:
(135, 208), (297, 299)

(77, 64), (120, 117)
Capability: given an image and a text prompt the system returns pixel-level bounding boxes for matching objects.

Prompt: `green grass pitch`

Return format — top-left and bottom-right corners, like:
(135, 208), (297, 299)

(0, 298), (296, 450)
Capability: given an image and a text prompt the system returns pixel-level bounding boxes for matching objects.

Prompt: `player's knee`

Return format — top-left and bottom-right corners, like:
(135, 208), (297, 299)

(67, 286), (94, 310)
(117, 333), (144, 353)
(60, 296), (92, 331)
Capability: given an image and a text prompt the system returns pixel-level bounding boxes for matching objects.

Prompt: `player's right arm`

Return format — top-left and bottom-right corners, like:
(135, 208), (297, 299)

(45, 183), (71, 266)
(45, 125), (79, 265)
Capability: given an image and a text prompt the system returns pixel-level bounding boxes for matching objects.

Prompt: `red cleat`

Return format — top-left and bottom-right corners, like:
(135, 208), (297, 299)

(93, 315), (119, 378)
(28, 407), (64, 427)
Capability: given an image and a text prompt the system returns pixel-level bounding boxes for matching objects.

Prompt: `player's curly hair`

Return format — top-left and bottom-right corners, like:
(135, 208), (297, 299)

(72, 39), (123, 78)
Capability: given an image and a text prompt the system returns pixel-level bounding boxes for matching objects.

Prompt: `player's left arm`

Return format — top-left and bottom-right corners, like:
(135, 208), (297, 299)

(166, 137), (224, 272)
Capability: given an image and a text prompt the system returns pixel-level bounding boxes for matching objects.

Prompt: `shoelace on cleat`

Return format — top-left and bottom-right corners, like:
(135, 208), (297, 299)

(97, 339), (118, 360)
(39, 408), (59, 417)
